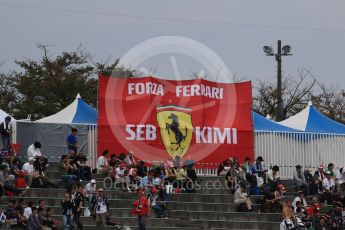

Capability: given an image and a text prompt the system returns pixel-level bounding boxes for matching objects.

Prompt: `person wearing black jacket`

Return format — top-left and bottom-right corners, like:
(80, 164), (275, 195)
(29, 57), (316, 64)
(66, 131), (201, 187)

(62, 192), (75, 230)
(71, 186), (84, 229)
(0, 116), (12, 149)
(91, 188), (109, 230)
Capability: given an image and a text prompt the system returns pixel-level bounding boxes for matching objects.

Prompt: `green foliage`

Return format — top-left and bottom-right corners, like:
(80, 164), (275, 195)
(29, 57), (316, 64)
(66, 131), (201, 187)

(0, 45), (120, 120)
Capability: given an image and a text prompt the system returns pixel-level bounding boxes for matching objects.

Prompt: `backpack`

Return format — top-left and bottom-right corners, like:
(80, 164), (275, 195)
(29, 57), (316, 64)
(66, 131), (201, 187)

(237, 203), (248, 212)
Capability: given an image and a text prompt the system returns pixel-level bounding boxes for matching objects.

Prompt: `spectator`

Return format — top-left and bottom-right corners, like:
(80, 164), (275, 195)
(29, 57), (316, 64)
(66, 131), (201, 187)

(97, 150), (112, 176)
(108, 154), (119, 168)
(241, 157), (252, 181)
(327, 163), (336, 179)
(321, 170), (335, 204)
(163, 165), (177, 184)
(217, 158), (232, 176)
(173, 156), (181, 168)
(263, 188), (281, 213)
(12, 205), (28, 229)
(67, 128), (78, 154)
(28, 207), (42, 230)
(45, 208), (58, 230)
(24, 201), (34, 220)
(129, 165), (141, 190)
(0, 164), (23, 196)
(27, 142), (42, 159)
(37, 207), (49, 229)
(225, 166), (237, 193)
(71, 185), (84, 229)
(64, 152), (78, 175)
(231, 157), (240, 170)
(38, 200), (46, 213)
(251, 156), (267, 194)
(11, 157), (22, 178)
(0, 116), (12, 149)
(294, 201), (308, 218)
(4, 200), (17, 225)
(266, 165), (281, 188)
(34, 156), (48, 176)
(22, 157), (35, 188)
(115, 162), (130, 192)
(137, 161), (148, 178)
(293, 165), (310, 195)
(315, 165), (326, 192)
(185, 162), (198, 193)
(33, 157), (57, 188)
(234, 183), (253, 212)
(131, 189), (149, 230)
(117, 153), (126, 162)
(139, 170), (154, 192)
(149, 187), (167, 217)
(75, 151), (91, 181)
(309, 176), (320, 196)
(282, 201), (294, 219)
(292, 191), (307, 210)
(84, 179), (97, 205)
(91, 188), (109, 230)
(62, 192), (75, 230)
(60, 155), (78, 189)
(125, 151), (136, 166)
(175, 165), (189, 190)
(336, 166), (345, 187)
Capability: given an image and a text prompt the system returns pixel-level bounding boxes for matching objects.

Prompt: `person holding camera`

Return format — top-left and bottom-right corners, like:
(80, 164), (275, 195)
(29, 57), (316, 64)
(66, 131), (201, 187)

(234, 183), (253, 212)
(91, 188), (109, 230)
(62, 192), (75, 230)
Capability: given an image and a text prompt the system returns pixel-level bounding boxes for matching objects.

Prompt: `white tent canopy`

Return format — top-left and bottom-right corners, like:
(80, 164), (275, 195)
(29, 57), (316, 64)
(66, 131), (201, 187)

(279, 101), (345, 134)
(0, 109), (14, 122)
(35, 93), (97, 124)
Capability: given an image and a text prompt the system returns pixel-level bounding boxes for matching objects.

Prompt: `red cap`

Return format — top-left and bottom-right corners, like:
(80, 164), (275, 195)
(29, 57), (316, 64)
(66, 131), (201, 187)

(151, 187), (158, 194)
(277, 184), (285, 191)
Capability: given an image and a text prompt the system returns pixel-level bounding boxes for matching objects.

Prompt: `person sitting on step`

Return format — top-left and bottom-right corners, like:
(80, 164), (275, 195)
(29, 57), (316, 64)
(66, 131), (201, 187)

(234, 183), (253, 212)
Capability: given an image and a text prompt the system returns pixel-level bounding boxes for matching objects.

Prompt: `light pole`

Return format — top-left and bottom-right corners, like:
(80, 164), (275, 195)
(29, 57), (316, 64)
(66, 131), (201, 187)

(263, 40), (292, 121)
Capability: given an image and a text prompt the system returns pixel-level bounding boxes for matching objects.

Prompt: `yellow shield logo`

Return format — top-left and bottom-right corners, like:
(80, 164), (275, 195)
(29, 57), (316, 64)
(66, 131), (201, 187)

(156, 106), (193, 159)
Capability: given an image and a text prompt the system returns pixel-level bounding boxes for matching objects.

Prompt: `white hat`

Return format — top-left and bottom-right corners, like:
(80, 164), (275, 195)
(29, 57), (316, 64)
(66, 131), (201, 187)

(90, 179), (96, 184)
(28, 157), (34, 161)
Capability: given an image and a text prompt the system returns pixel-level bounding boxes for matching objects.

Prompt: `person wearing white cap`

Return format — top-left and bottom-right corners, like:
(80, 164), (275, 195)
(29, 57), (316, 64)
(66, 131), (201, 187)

(321, 171), (335, 204)
(22, 157), (35, 188)
(84, 179), (97, 205)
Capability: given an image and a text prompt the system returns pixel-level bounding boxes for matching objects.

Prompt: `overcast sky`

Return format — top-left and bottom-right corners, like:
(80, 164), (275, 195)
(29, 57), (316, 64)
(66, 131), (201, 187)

(1, 0), (345, 88)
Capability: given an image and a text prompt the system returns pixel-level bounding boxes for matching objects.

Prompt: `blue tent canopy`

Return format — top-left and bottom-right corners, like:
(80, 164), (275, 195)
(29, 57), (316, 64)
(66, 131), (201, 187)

(279, 102), (345, 134)
(36, 94), (97, 124)
(253, 111), (300, 132)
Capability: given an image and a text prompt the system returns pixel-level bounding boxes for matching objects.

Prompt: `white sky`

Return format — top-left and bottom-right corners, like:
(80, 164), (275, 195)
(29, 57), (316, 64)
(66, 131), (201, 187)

(1, 0), (345, 87)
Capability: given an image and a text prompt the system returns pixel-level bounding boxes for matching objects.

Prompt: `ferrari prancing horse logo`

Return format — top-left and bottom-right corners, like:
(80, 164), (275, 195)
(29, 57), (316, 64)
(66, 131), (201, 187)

(156, 106), (193, 159)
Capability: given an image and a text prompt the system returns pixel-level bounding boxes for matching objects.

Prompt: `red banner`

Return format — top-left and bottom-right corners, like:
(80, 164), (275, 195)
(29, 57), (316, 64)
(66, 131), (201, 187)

(98, 75), (253, 167)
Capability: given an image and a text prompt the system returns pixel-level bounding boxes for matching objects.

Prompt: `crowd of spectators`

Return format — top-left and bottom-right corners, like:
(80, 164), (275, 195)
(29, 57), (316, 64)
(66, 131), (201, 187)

(3, 123), (345, 229)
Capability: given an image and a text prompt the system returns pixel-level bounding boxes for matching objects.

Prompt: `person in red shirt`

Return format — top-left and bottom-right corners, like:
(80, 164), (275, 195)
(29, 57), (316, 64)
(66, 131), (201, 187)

(131, 189), (149, 230)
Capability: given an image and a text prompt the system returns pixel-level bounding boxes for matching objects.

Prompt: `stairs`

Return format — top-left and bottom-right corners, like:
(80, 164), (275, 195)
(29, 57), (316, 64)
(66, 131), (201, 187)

(0, 162), (330, 229)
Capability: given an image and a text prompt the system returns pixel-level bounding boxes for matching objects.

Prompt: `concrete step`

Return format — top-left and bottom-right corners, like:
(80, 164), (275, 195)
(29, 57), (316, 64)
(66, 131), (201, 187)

(191, 219), (280, 230)
(21, 188), (313, 204)
(169, 210), (282, 222)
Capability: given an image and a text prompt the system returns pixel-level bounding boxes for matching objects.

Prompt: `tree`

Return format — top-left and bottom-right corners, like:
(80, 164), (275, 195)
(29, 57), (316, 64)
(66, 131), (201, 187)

(0, 71), (17, 114)
(10, 45), (95, 119)
(310, 82), (345, 124)
(253, 68), (316, 121)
